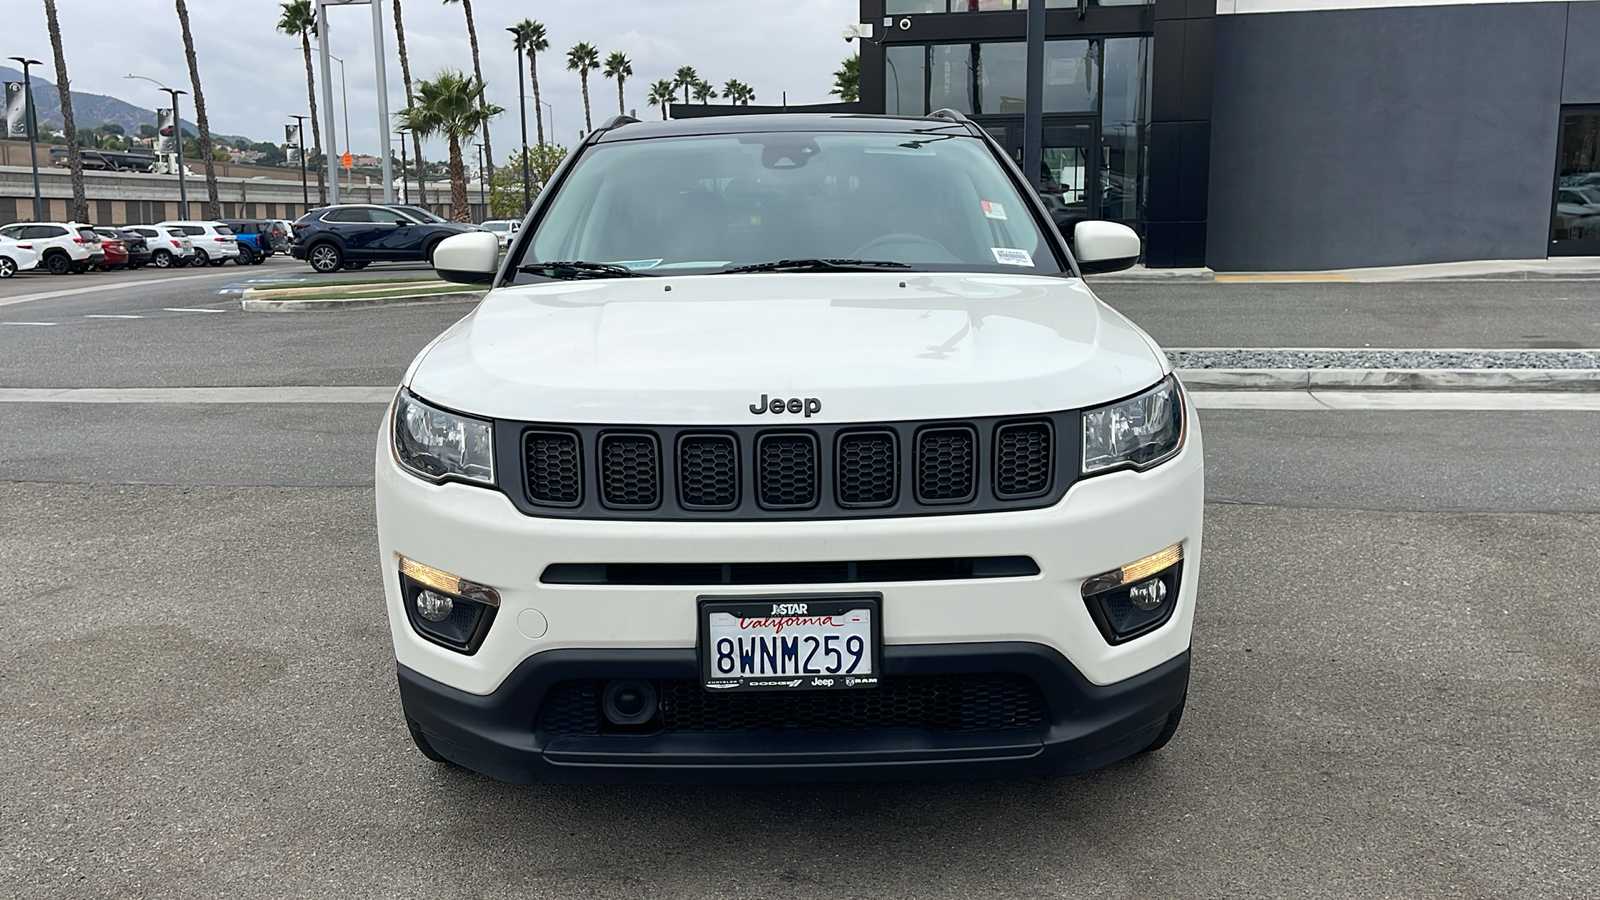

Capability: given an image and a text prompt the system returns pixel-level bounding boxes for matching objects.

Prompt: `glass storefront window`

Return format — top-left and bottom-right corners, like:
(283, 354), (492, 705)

(977, 43), (1027, 114)
(928, 44), (975, 114)
(885, 45), (928, 116)
(1101, 37), (1149, 223)
(1044, 41), (1097, 113)
(887, 0), (951, 13)
(1553, 108), (1600, 248)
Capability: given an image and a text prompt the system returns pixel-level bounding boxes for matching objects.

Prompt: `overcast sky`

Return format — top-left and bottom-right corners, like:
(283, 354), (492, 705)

(9, 0), (859, 160)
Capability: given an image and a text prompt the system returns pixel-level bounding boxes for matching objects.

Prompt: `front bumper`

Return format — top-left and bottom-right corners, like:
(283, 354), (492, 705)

(401, 643), (1189, 783)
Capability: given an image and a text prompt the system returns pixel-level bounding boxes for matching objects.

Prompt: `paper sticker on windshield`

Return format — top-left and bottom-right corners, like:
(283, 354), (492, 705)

(981, 201), (1007, 220)
(992, 247), (1034, 267)
(606, 259), (662, 270)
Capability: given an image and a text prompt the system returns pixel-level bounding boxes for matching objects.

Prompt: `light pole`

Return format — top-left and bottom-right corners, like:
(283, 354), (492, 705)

(507, 26), (531, 214)
(538, 99), (555, 154)
(394, 130), (409, 204)
(314, 49), (351, 196)
(126, 74), (188, 219)
(473, 141), (486, 220)
(7, 57), (44, 220)
(289, 114), (310, 212)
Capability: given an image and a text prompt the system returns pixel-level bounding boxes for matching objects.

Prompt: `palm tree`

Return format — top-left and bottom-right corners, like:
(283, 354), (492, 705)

(392, 0), (426, 210)
(442, 0), (492, 180)
(511, 20), (549, 147)
(395, 71), (503, 223)
(691, 79), (716, 105)
(722, 79), (754, 106)
(603, 51), (632, 117)
(276, 1), (326, 205)
(647, 79), (675, 121)
(566, 43), (600, 134)
(174, 0), (220, 220)
(832, 55), (860, 103)
(674, 66), (699, 105)
(42, 0), (87, 222)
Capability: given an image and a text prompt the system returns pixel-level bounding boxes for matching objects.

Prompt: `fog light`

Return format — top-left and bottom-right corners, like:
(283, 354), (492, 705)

(1082, 544), (1184, 645)
(397, 555), (501, 655)
(1127, 579), (1167, 611)
(601, 679), (658, 726)
(415, 590), (454, 622)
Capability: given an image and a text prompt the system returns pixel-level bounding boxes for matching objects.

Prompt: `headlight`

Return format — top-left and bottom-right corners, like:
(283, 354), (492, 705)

(393, 389), (495, 485)
(1082, 375), (1185, 474)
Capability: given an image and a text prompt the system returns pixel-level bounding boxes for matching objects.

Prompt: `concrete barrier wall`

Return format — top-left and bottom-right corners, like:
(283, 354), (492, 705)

(0, 164), (462, 226)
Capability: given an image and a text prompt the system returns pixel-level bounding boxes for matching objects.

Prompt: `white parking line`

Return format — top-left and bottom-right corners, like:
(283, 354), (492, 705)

(0, 271), (235, 309)
(1191, 391), (1600, 410)
(161, 307), (228, 313)
(84, 314), (145, 319)
(0, 386), (395, 404)
(1, 321), (57, 326)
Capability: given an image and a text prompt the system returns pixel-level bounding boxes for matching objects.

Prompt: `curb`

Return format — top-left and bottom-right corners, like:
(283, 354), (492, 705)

(241, 289), (485, 312)
(1176, 367), (1600, 392)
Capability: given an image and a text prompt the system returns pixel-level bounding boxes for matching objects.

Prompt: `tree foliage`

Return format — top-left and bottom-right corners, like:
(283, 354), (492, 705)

(488, 144), (567, 217)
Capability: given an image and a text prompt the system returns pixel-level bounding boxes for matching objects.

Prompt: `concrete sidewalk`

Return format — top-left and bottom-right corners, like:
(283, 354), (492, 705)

(1095, 256), (1600, 283)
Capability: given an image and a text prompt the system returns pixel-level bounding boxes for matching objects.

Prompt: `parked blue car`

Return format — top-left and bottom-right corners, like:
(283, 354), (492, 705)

(289, 204), (480, 273)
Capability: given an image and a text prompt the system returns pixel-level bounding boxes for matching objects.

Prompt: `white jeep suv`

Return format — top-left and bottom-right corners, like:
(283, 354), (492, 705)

(128, 226), (197, 268)
(379, 112), (1203, 783)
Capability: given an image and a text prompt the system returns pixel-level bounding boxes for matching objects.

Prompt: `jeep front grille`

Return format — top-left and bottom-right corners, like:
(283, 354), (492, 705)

(505, 412), (1078, 521)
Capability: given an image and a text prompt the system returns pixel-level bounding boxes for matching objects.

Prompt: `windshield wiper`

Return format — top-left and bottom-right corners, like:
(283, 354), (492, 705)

(717, 258), (912, 274)
(519, 261), (642, 279)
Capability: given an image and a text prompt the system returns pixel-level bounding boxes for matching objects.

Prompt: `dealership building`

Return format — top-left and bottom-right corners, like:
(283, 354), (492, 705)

(853, 0), (1600, 270)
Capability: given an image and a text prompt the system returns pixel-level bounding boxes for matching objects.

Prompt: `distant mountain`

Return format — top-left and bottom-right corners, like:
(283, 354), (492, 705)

(0, 65), (253, 146)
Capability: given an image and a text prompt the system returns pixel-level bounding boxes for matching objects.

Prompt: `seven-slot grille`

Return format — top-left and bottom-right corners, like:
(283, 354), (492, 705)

(514, 415), (1070, 519)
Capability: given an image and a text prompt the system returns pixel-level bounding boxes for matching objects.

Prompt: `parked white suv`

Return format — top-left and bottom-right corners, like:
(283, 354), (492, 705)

(380, 113), (1202, 784)
(0, 222), (103, 275)
(156, 220), (239, 267)
(478, 218), (520, 249)
(0, 234), (41, 278)
(127, 225), (197, 268)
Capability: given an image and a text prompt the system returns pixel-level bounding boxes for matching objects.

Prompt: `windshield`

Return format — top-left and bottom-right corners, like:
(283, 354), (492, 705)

(482, 221), (510, 232)
(519, 131), (1064, 277)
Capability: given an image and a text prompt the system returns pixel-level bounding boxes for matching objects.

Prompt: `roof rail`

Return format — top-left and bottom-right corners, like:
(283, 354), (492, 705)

(593, 114), (641, 134)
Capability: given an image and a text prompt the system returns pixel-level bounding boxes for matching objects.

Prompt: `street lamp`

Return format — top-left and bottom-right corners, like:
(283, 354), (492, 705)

(506, 26), (531, 214)
(125, 74), (188, 220)
(314, 48), (351, 195)
(538, 99), (555, 153)
(473, 141), (486, 219)
(7, 57), (44, 220)
(394, 130), (409, 205)
(288, 114), (310, 212)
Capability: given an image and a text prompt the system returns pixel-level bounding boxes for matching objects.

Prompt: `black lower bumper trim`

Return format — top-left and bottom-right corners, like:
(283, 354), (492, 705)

(398, 643), (1189, 784)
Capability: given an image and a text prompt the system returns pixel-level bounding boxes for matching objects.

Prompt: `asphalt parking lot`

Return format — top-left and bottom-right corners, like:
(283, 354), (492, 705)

(1, 273), (1597, 898)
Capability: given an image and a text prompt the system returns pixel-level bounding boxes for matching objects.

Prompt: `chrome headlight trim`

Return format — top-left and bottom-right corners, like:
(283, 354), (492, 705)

(392, 388), (496, 486)
(1080, 374), (1187, 476)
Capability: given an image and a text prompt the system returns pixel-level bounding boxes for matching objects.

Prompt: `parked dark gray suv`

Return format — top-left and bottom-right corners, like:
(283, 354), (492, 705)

(290, 204), (479, 273)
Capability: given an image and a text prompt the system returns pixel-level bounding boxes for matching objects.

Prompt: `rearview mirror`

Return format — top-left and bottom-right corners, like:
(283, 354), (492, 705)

(1073, 221), (1141, 275)
(432, 231), (500, 285)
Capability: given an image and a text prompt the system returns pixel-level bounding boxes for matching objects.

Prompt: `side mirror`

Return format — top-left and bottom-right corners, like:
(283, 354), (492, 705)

(432, 232), (500, 285)
(392, 219), (408, 226)
(1073, 221), (1141, 275)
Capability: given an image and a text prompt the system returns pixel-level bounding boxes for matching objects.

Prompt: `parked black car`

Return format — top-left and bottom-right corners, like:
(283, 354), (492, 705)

(95, 227), (152, 269)
(218, 219), (276, 265)
(290, 204), (480, 273)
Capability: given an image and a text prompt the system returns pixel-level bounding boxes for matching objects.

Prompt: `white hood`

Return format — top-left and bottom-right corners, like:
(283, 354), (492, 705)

(407, 272), (1168, 424)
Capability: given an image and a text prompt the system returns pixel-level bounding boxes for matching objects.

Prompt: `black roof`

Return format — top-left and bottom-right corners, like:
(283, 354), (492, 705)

(592, 113), (976, 144)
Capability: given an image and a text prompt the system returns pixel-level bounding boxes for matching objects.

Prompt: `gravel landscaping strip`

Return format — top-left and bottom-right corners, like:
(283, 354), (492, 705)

(1167, 348), (1600, 369)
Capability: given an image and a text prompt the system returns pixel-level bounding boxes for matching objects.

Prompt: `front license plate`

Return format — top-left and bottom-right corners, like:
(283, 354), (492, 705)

(699, 594), (881, 692)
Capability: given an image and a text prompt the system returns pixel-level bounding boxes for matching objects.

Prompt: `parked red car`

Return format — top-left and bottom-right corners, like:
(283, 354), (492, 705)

(96, 236), (129, 270)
